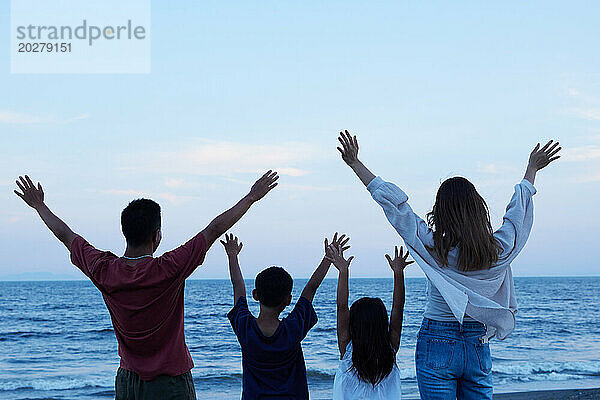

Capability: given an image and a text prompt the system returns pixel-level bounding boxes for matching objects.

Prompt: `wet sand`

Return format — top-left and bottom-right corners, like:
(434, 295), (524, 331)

(494, 388), (600, 399)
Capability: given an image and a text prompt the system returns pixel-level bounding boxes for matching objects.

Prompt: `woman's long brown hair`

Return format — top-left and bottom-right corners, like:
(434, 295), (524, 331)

(426, 177), (501, 271)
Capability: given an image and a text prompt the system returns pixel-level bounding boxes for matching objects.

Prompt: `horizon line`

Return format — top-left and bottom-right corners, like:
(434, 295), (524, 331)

(1, 275), (600, 282)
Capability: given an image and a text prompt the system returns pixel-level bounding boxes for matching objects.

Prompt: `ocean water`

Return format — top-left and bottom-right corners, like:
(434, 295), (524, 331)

(1, 277), (599, 399)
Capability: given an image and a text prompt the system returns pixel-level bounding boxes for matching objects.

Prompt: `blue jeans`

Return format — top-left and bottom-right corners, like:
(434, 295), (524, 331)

(416, 318), (493, 400)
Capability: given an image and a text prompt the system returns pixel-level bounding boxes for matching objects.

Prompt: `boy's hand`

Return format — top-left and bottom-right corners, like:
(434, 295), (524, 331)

(14, 175), (45, 209)
(220, 233), (243, 256)
(337, 130), (360, 167)
(247, 170), (279, 202)
(325, 243), (354, 272)
(324, 232), (350, 257)
(385, 246), (414, 274)
(527, 140), (561, 172)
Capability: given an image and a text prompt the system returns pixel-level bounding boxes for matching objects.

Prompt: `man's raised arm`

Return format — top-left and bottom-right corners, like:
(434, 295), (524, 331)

(201, 170), (279, 249)
(14, 175), (78, 251)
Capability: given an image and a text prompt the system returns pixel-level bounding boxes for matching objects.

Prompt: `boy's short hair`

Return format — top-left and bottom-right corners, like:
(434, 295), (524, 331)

(255, 266), (293, 307)
(121, 199), (161, 247)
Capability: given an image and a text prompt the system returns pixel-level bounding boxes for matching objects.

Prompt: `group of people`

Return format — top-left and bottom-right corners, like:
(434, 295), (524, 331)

(15, 131), (561, 399)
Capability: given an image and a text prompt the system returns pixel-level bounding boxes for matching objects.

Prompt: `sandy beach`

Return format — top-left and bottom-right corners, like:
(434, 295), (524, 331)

(495, 388), (600, 399)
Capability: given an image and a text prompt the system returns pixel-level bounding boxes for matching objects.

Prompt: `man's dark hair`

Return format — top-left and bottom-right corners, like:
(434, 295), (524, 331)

(255, 266), (293, 307)
(121, 198), (161, 247)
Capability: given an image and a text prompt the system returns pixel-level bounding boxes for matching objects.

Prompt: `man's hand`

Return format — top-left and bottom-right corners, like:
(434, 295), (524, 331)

(528, 140), (561, 172)
(326, 242), (354, 273)
(247, 170), (279, 202)
(337, 130), (360, 167)
(14, 175), (77, 250)
(385, 245), (414, 275)
(14, 175), (45, 209)
(221, 233), (243, 256)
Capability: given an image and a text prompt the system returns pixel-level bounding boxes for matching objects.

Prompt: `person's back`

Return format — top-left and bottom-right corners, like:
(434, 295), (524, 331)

(71, 232), (207, 379)
(223, 233), (343, 400)
(229, 294), (316, 399)
(333, 342), (402, 400)
(328, 241), (411, 400)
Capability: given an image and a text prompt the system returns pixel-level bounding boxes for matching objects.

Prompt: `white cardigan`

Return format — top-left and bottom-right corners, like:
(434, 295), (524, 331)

(367, 176), (536, 340)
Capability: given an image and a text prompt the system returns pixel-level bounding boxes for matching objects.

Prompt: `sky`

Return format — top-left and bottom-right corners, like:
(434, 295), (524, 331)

(1, 1), (599, 280)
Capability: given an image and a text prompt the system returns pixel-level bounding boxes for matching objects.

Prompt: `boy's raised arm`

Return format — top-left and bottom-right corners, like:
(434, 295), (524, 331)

(301, 233), (350, 303)
(221, 233), (245, 303)
(14, 175), (78, 251)
(201, 170), (279, 248)
(386, 246), (413, 352)
(337, 130), (376, 187)
(326, 241), (354, 358)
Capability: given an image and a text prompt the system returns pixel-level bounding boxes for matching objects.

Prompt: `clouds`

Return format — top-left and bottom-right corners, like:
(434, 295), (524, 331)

(569, 109), (600, 121)
(123, 140), (323, 178)
(0, 110), (89, 124)
(565, 88), (600, 121)
(561, 145), (600, 162)
(100, 189), (194, 205)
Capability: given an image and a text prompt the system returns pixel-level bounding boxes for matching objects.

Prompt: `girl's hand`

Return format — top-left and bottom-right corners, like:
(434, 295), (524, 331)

(324, 232), (350, 257)
(527, 140), (561, 172)
(385, 246), (414, 274)
(220, 233), (243, 256)
(337, 130), (360, 167)
(325, 243), (354, 272)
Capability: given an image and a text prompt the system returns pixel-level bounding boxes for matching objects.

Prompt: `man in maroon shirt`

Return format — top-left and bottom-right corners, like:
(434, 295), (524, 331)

(14, 171), (279, 399)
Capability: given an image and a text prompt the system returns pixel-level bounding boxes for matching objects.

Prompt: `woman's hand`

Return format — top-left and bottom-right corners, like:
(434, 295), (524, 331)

(524, 140), (561, 184)
(337, 130), (360, 167)
(385, 245), (414, 275)
(336, 130), (376, 186)
(528, 140), (561, 171)
(220, 233), (243, 256)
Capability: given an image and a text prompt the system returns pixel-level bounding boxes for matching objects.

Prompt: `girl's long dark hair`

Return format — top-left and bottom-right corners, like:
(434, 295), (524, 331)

(426, 177), (501, 271)
(348, 297), (395, 387)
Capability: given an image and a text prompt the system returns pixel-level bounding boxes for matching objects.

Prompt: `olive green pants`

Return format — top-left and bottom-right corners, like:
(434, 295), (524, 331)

(115, 367), (196, 400)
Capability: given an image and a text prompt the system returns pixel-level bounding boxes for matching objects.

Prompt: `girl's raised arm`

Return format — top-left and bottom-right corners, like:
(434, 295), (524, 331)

(386, 246), (413, 353)
(326, 242), (354, 359)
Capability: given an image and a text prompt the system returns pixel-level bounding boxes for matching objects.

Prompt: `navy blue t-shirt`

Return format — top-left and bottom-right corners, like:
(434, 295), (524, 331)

(228, 296), (318, 400)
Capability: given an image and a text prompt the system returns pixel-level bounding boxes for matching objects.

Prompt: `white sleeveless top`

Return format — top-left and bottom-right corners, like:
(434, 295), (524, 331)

(332, 342), (402, 400)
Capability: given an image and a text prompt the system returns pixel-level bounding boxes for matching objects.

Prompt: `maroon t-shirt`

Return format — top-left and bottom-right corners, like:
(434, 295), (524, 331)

(70, 232), (208, 380)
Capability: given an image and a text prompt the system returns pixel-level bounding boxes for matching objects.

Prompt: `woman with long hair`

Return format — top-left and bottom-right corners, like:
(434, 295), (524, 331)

(326, 242), (413, 399)
(336, 130), (560, 399)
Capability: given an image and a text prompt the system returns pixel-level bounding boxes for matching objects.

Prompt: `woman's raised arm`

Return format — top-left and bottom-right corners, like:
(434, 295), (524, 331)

(337, 130), (376, 187)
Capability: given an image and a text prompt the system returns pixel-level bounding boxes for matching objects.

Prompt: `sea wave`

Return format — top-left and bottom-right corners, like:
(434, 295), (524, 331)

(0, 377), (108, 391)
(493, 360), (600, 379)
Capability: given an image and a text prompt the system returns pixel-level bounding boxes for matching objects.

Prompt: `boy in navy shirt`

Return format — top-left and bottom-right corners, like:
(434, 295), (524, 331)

(222, 232), (350, 399)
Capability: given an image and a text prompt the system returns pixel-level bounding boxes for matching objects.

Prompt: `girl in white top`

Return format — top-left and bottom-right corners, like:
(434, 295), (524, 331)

(326, 240), (413, 400)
